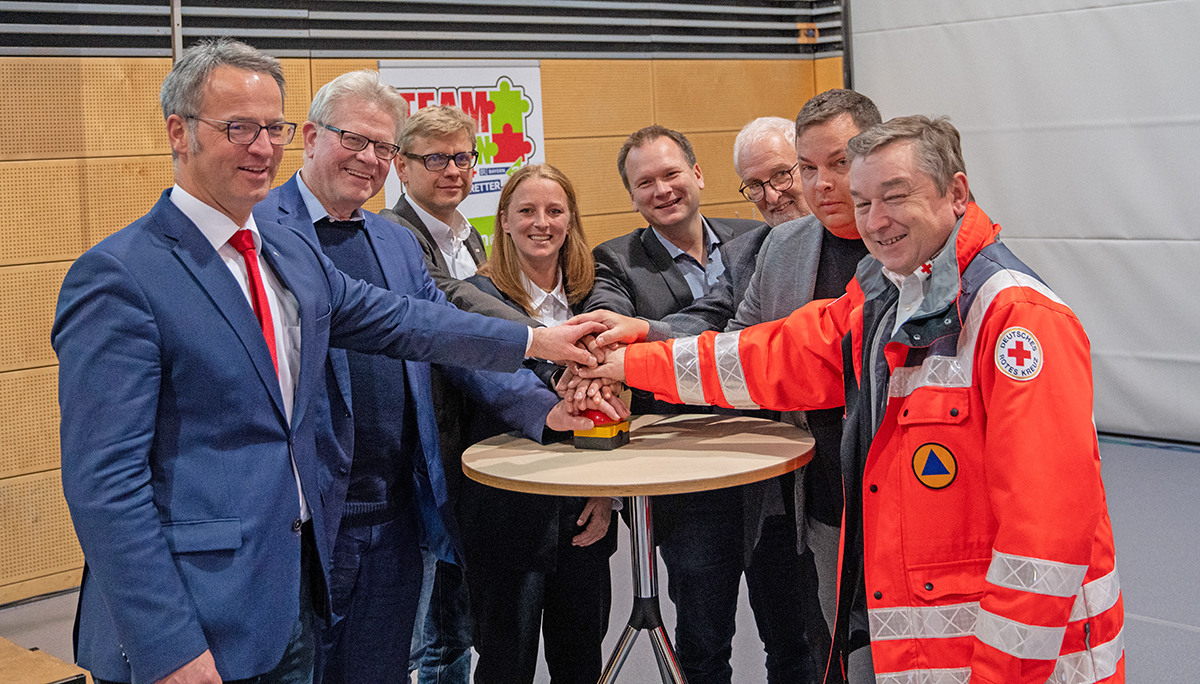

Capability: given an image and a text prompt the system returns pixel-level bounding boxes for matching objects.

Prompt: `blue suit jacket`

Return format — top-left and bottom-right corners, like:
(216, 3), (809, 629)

(52, 189), (531, 684)
(255, 175), (559, 562)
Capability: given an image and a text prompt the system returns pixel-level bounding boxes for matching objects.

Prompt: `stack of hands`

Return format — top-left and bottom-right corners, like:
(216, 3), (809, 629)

(527, 310), (650, 432)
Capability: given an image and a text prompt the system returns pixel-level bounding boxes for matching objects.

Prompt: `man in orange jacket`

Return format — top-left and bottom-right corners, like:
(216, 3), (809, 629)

(581, 115), (1124, 684)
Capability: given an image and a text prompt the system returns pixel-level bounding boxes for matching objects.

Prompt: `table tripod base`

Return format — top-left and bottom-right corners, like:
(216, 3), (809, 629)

(598, 494), (688, 684)
(599, 597), (687, 684)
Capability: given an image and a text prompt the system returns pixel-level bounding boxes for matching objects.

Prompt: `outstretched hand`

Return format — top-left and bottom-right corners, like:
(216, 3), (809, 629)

(528, 320), (607, 367)
(567, 310), (649, 348)
(576, 345), (627, 385)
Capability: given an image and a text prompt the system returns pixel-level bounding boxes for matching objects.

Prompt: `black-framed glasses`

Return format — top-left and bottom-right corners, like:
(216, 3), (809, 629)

(739, 163), (798, 202)
(187, 117), (297, 146)
(403, 150), (479, 171)
(321, 124), (400, 161)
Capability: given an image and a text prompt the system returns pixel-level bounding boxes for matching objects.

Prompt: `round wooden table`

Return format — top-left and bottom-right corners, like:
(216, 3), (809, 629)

(463, 414), (815, 684)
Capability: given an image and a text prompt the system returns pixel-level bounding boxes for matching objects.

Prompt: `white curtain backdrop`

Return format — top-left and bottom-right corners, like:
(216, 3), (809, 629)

(851, 0), (1200, 442)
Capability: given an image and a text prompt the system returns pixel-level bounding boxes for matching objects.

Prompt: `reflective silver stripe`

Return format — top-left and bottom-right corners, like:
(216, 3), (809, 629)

(875, 667), (972, 684)
(975, 607), (1066, 661)
(891, 269), (1068, 399)
(987, 550), (1089, 598)
(1070, 568), (1121, 622)
(1048, 628), (1124, 684)
(672, 336), (705, 405)
(712, 330), (759, 409)
(869, 602), (979, 641)
(873, 631), (1123, 684)
(889, 354), (970, 397)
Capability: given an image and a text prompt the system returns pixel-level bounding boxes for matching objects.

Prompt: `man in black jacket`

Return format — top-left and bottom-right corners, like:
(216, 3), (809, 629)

(583, 125), (763, 684)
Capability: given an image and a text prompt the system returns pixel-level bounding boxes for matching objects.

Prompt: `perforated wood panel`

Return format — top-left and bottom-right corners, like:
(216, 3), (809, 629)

(0, 156), (173, 265)
(579, 211), (645, 249)
(0, 368), (60, 480)
(0, 263), (70, 373)
(0, 57), (172, 162)
(689, 131), (745, 206)
(311, 59), (379, 95)
(542, 60), (655, 139)
(699, 201), (762, 223)
(545, 136), (630, 217)
(0, 470), (84, 588)
(654, 60), (813, 134)
(279, 59), (312, 141)
(814, 57), (845, 94)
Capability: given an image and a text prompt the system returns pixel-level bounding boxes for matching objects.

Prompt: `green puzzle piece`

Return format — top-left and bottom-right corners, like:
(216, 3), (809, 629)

(488, 78), (531, 134)
(475, 135), (500, 164)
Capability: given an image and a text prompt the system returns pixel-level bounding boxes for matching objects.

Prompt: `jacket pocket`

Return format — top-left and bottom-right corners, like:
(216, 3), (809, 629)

(162, 518), (242, 553)
(896, 387), (970, 426)
(908, 557), (990, 604)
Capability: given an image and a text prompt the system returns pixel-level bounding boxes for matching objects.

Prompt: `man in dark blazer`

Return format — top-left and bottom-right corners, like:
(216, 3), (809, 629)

(253, 71), (576, 683)
(379, 104), (534, 327)
(52, 40), (598, 684)
(580, 125), (761, 684)
(577, 92), (884, 684)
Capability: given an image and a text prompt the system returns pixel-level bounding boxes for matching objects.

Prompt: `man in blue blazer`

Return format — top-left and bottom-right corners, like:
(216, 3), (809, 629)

(52, 40), (597, 684)
(252, 70), (579, 683)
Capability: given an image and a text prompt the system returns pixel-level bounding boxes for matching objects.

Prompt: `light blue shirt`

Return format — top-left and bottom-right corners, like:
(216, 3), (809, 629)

(651, 218), (726, 300)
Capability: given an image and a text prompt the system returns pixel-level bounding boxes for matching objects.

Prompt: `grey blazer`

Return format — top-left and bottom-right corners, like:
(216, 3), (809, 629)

(380, 195), (537, 326)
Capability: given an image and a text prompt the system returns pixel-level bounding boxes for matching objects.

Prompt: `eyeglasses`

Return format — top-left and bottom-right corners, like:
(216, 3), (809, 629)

(403, 150), (479, 172)
(187, 117), (297, 146)
(321, 124), (401, 161)
(739, 163), (798, 202)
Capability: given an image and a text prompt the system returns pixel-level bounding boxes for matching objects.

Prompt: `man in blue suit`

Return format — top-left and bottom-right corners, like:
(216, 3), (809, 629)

(253, 70), (589, 683)
(52, 39), (599, 684)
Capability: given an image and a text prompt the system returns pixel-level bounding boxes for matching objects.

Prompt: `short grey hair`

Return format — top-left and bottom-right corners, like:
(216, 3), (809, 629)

(160, 38), (285, 121)
(795, 89), (881, 141)
(846, 115), (967, 196)
(399, 105), (477, 154)
(732, 117), (795, 177)
(309, 70), (409, 142)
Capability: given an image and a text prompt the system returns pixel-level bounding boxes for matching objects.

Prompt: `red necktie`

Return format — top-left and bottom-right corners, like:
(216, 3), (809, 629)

(228, 229), (279, 373)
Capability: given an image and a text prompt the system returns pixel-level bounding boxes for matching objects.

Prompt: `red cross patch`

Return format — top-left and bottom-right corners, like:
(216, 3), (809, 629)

(995, 327), (1043, 381)
(919, 262), (933, 275)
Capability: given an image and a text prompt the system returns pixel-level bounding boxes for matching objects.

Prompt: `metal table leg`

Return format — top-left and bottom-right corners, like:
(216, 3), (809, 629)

(598, 495), (687, 684)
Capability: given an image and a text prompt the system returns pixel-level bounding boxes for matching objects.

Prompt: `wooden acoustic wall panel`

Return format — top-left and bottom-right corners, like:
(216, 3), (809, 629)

(0, 156), (174, 265)
(699, 201), (762, 223)
(580, 212), (645, 250)
(688, 131), (744, 207)
(653, 60), (814, 134)
(541, 61), (655, 139)
(0, 57), (172, 162)
(0, 263), (70, 373)
(278, 59), (313, 155)
(814, 57), (845, 95)
(544, 136), (631, 217)
(0, 471), (84, 590)
(0, 368), (60, 480)
(311, 60), (379, 95)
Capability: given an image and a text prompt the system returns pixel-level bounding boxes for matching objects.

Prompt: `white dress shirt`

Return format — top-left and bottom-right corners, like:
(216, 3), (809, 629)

(408, 200), (478, 279)
(520, 270), (571, 327)
(883, 259), (934, 336)
(170, 184), (308, 521)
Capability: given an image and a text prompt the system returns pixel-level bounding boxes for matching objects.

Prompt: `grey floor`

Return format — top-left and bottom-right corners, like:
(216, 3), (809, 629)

(2, 437), (1197, 682)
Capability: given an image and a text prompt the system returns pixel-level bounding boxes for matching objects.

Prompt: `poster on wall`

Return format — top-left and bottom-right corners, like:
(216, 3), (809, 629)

(378, 60), (544, 251)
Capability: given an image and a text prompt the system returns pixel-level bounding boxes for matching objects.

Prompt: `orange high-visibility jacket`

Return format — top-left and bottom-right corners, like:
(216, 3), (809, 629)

(626, 204), (1124, 684)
